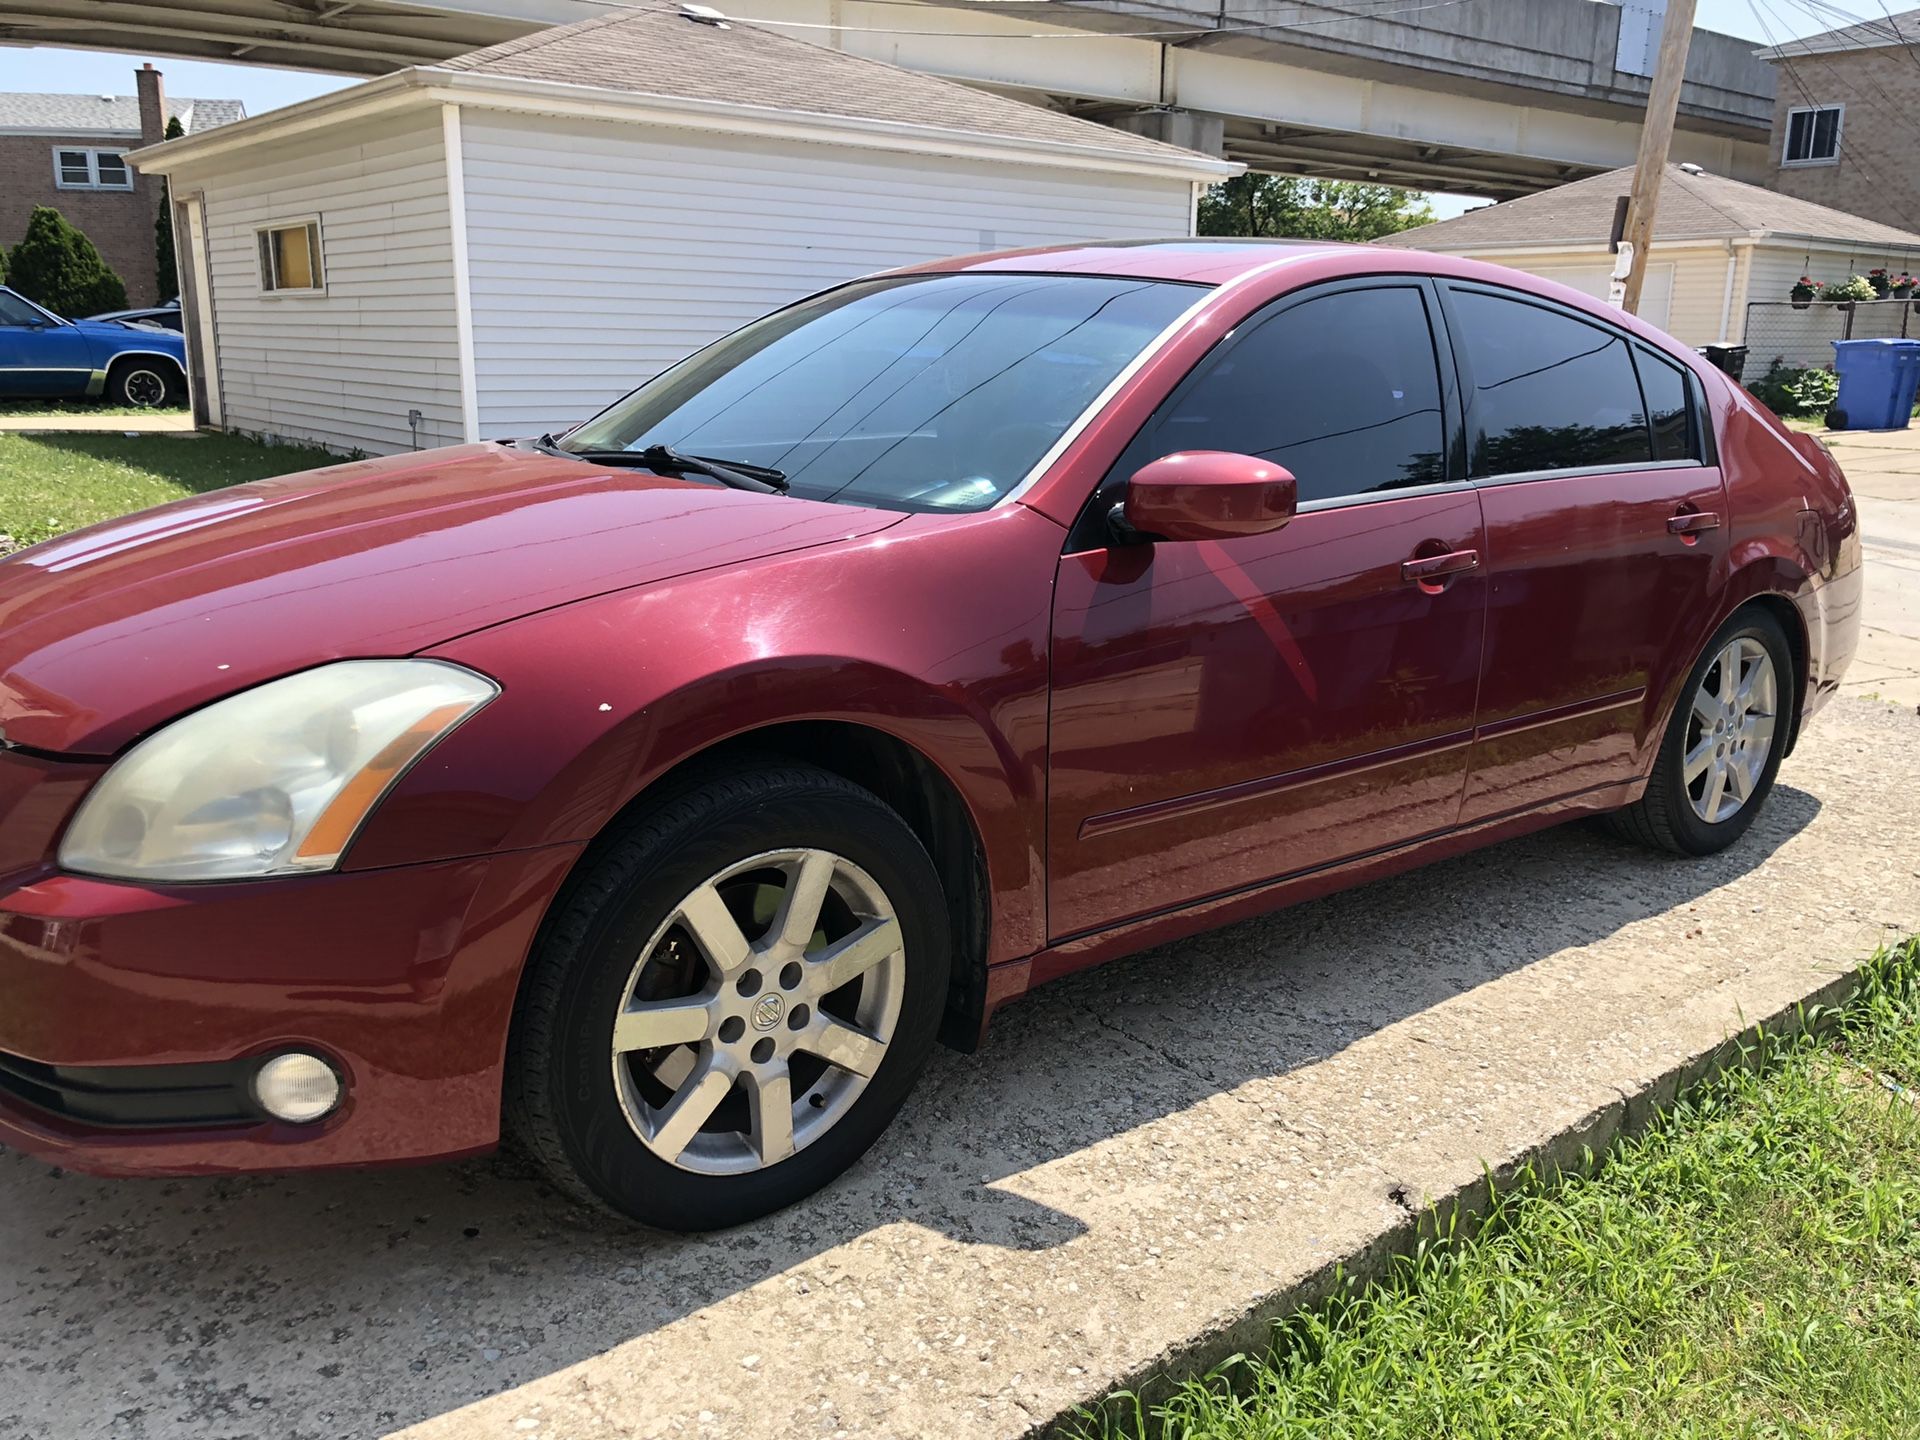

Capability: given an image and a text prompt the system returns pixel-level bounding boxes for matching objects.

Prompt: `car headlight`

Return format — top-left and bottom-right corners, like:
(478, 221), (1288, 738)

(59, 660), (498, 883)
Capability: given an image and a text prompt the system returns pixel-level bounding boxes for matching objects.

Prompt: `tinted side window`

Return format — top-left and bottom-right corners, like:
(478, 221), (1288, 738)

(1635, 346), (1695, 462)
(1451, 289), (1653, 477)
(1144, 286), (1448, 503)
(0, 293), (43, 326)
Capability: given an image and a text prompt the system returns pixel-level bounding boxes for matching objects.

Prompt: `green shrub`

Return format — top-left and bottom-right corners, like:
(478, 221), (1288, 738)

(5, 206), (127, 318)
(1748, 360), (1840, 417)
(154, 115), (183, 303)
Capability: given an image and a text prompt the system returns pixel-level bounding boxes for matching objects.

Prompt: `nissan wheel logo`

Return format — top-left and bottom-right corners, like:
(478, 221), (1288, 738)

(751, 994), (784, 1031)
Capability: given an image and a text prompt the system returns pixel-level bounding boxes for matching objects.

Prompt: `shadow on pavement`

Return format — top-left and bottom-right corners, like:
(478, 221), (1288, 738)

(0, 786), (1820, 1438)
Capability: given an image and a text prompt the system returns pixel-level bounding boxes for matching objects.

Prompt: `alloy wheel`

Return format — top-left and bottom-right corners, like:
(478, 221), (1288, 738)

(1684, 636), (1778, 825)
(123, 369), (166, 407)
(609, 848), (905, 1174)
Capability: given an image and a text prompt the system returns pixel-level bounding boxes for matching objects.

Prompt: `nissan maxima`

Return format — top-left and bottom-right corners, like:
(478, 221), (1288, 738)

(0, 241), (1860, 1229)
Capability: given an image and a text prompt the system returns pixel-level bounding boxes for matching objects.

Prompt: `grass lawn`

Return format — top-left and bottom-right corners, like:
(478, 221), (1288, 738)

(0, 397), (191, 421)
(1081, 937), (1920, 1440)
(0, 432), (341, 552)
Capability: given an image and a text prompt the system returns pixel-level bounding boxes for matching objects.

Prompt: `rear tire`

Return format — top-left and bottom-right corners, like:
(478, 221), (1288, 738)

(1606, 607), (1794, 856)
(505, 761), (950, 1231)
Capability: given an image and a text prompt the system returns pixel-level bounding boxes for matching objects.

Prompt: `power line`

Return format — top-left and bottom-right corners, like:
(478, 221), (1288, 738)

(573, 0), (1483, 42)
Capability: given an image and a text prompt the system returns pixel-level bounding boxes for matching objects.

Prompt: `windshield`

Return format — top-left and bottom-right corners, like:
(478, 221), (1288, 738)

(560, 273), (1202, 512)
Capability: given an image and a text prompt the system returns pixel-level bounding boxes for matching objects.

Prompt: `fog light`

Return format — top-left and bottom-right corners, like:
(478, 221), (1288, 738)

(253, 1052), (342, 1124)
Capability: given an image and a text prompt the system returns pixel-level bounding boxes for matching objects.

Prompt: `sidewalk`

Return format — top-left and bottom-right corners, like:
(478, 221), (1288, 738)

(1816, 427), (1920, 706)
(0, 411), (195, 434)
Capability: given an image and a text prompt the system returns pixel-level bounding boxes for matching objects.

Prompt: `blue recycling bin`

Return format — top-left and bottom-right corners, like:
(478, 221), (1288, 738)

(1829, 338), (1920, 430)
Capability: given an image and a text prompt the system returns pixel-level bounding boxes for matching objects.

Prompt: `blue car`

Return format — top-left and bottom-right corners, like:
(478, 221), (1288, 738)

(0, 286), (187, 407)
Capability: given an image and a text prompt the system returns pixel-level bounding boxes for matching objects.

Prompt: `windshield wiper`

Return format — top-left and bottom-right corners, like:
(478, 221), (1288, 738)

(571, 442), (788, 494)
(528, 435), (788, 494)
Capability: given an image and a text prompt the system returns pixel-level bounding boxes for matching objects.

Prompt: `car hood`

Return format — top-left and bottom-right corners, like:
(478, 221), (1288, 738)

(72, 318), (181, 348)
(0, 442), (903, 755)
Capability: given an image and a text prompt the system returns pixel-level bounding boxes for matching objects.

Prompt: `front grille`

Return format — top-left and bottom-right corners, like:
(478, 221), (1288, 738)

(0, 1049), (260, 1129)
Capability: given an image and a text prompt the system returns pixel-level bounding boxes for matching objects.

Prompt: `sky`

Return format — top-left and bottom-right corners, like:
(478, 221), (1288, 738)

(0, 0), (1835, 222)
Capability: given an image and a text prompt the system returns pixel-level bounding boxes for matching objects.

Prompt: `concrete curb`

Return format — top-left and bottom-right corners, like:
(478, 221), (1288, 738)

(1047, 960), (1872, 1436)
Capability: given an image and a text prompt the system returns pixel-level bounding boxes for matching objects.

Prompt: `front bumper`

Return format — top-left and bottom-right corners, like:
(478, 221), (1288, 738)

(0, 746), (580, 1174)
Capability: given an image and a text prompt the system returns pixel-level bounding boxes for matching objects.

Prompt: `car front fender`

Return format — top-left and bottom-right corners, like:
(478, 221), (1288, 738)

(349, 505), (1067, 966)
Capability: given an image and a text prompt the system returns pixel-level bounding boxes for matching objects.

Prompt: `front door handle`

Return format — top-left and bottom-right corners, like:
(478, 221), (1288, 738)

(1667, 509), (1721, 540)
(1402, 548), (1480, 593)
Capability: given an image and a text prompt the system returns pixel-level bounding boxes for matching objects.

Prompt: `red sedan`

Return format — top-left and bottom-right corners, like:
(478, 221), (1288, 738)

(0, 242), (1860, 1229)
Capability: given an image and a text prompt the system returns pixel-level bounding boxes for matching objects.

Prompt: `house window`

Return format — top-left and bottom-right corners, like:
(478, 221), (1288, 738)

(256, 220), (323, 294)
(52, 148), (134, 191)
(1783, 105), (1843, 166)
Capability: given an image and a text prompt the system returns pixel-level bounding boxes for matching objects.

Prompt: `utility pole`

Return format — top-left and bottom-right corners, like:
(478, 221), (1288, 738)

(1619, 0), (1698, 315)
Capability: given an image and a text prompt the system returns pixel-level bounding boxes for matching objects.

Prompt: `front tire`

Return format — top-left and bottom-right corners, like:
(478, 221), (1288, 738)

(1607, 607), (1794, 856)
(506, 762), (951, 1230)
(106, 359), (183, 409)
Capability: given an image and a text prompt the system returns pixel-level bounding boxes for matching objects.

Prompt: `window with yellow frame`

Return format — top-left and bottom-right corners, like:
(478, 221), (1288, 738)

(257, 220), (323, 294)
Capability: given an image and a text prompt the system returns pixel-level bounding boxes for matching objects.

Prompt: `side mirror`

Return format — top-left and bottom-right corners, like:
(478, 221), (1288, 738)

(1117, 451), (1298, 543)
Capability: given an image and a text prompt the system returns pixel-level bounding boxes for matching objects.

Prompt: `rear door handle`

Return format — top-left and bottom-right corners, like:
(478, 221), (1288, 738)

(1402, 549), (1480, 587)
(1667, 510), (1721, 536)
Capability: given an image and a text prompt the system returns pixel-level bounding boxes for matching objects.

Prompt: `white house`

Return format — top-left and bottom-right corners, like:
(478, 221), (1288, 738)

(1391, 162), (1920, 360)
(130, 2), (1233, 455)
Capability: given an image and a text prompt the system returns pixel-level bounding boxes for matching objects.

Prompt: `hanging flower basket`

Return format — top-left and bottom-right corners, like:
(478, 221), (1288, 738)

(1869, 267), (1892, 298)
(1820, 276), (1876, 311)
(1791, 275), (1817, 309)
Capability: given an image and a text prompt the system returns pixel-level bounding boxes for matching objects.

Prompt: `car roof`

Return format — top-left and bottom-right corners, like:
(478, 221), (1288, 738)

(888, 238), (1375, 285)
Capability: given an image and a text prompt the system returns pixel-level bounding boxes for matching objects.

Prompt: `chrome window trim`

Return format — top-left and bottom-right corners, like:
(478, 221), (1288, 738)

(1467, 458), (1710, 489)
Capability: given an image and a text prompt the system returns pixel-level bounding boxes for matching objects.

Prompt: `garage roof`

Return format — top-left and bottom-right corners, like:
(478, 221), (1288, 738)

(436, 2), (1208, 170)
(133, 0), (1234, 185)
(1391, 163), (1920, 251)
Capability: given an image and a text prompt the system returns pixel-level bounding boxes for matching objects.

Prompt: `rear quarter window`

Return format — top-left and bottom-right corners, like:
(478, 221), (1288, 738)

(1634, 345), (1697, 462)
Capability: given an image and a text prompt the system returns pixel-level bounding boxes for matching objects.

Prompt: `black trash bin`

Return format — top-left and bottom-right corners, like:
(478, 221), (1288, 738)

(1701, 344), (1748, 382)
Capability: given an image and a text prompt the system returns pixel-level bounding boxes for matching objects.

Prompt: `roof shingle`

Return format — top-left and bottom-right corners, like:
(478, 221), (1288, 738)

(0, 93), (245, 136)
(1390, 164), (1920, 251)
(1756, 6), (1920, 58)
(434, 1), (1214, 168)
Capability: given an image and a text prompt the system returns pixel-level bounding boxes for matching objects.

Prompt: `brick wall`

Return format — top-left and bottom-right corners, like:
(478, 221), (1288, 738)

(1766, 48), (1920, 238)
(0, 65), (167, 310)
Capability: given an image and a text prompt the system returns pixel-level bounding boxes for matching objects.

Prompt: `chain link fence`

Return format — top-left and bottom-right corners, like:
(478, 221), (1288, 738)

(1744, 298), (1920, 373)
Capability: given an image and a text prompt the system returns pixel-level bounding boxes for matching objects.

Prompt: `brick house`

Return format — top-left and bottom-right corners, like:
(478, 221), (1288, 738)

(1756, 9), (1920, 238)
(0, 66), (242, 308)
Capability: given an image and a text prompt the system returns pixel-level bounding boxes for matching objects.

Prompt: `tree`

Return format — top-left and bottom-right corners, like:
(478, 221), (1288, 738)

(0, 245), (8, 287)
(155, 114), (184, 302)
(1197, 175), (1435, 242)
(6, 206), (127, 317)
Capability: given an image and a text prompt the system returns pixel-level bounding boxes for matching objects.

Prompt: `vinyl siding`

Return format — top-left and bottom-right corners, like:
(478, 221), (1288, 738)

(459, 110), (1196, 437)
(186, 113), (463, 455)
(1737, 241), (1920, 367)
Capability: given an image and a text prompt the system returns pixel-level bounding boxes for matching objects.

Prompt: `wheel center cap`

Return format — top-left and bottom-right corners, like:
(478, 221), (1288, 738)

(750, 994), (785, 1031)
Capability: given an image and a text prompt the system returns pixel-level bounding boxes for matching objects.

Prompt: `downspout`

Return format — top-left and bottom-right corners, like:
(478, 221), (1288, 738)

(443, 101), (481, 445)
(1721, 235), (1759, 345)
(1717, 240), (1737, 343)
